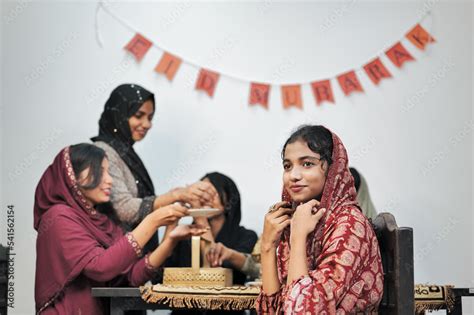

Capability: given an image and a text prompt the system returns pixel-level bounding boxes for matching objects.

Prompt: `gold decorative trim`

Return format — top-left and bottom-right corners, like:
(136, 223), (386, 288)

(63, 147), (97, 216)
(125, 232), (143, 257)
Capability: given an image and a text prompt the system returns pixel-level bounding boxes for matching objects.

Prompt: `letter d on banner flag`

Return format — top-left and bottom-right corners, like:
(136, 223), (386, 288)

(195, 69), (220, 97)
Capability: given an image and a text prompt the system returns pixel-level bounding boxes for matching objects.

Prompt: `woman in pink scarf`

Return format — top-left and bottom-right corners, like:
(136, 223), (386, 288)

(34, 144), (206, 314)
(257, 125), (383, 314)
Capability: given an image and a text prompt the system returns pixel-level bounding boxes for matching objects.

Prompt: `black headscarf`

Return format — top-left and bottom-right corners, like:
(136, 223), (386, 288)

(202, 172), (243, 244)
(91, 84), (155, 198)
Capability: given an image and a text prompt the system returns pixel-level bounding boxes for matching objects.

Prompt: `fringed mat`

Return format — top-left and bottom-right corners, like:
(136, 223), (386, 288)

(140, 284), (260, 310)
(141, 283), (456, 312)
(414, 284), (455, 314)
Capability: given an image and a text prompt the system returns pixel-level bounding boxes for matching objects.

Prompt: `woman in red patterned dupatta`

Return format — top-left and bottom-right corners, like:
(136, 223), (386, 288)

(256, 125), (383, 314)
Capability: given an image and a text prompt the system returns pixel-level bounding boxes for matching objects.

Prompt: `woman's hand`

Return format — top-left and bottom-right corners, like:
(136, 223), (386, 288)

(206, 242), (233, 267)
(290, 199), (326, 243)
(193, 216), (211, 228)
(151, 203), (188, 227)
(172, 181), (218, 208)
(261, 202), (291, 295)
(261, 201), (293, 252)
(167, 224), (209, 241)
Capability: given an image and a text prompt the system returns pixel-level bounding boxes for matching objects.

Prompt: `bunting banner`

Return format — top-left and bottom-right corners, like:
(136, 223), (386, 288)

(97, 3), (436, 110)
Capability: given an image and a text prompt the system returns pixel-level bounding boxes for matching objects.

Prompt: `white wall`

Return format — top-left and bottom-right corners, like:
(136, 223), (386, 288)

(1, 1), (472, 314)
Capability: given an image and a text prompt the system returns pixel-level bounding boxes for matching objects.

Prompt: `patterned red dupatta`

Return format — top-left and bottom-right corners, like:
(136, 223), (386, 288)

(257, 128), (383, 314)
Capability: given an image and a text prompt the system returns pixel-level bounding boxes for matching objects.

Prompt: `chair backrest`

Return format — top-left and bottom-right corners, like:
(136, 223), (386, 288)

(372, 212), (414, 315)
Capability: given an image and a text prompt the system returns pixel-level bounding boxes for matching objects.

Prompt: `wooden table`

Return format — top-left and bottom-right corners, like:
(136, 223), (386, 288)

(92, 287), (168, 314)
(94, 286), (473, 315)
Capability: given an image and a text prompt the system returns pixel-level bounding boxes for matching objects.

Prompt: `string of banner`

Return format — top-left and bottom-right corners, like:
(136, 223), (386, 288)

(96, 3), (436, 109)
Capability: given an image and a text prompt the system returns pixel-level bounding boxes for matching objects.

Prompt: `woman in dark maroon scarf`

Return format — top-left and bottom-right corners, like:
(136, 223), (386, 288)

(34, 144), (206, 314)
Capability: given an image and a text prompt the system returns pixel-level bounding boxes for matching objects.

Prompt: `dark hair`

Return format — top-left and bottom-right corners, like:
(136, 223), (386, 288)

(281, 125), (334, 167)
(200, 172), (241, 221)
(349, 167), (361, 191)
(70, 143), (106, 190)
(69, 143), (120, 224)
(128, 95), (155, 117)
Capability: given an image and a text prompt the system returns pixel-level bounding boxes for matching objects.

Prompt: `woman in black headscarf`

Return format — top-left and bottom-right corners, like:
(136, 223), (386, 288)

(92, 84), (217, 253)
(167, 172), (258, 283)
(166, 172), (258, 314)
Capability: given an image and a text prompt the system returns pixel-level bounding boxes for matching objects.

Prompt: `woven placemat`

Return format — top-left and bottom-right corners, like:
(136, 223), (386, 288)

(140, 284), (260, 310)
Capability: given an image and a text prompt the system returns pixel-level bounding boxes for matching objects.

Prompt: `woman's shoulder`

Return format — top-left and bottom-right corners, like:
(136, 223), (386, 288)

(93, 141), (118, 157)
(326, 206), (378, 245)
(331, 206), (370, 225)
(94, 141), (120, 159)
(235, 226), (258, 248)
(37, 205), (84, 233)
(93, 141), (127, 169)
(45, 204), (78, 218)
(238, 225), (258, 238)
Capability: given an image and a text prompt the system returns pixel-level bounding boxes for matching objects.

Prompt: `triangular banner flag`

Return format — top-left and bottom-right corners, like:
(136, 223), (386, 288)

(195, 69), (220, 97)
(281, 85), (303, 109)
(385, 42), (415, 68)
(363, 57), (392, 85)
(337, 71), (364, 96)
(249, 83), (270, 109)
(406, 24), (436, 50)
(311, 79), (335, 105)
(124, 33), (152, 61)
(155, 52), (182, 81)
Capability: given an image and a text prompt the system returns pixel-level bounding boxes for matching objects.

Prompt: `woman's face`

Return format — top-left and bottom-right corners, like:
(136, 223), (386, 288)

(129, 100), (154, 142)
(78, 158), (113, 206)
(202, 178), (225, 216)
(282, 140), (328, 203)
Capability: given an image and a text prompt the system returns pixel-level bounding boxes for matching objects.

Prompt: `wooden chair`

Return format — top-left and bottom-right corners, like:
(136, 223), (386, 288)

(372, 212), (414, 315)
